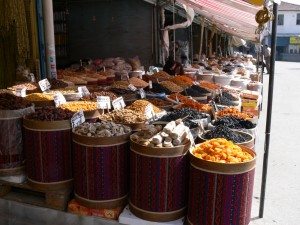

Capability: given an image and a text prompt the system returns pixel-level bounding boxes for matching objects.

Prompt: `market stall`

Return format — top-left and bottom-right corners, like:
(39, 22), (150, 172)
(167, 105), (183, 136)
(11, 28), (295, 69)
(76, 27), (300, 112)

(0, 0), (278, 224)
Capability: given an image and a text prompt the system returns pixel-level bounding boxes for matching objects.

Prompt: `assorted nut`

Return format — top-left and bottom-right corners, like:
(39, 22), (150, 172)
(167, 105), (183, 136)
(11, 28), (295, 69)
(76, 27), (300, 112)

(99, 109), (147, 124)
(192, 138), (253, 163)
(50, 78), (68, 89)
(73, 121), (131, 137)
(160, 81), (183, 93)
(126, 100), (162, 114)
(8, 82), (39, 91)
(26, 107), (73, 121)
(25, 93), (54, 101)
(129, 77), (148, 88)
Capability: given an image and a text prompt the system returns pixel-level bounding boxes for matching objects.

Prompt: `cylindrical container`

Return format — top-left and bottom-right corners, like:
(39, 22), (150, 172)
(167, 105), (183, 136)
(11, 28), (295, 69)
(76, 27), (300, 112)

(23, 118), (72, 191)
(198, 74), (214, 82)
(129, 140), (190, 222)
(213, 75), (233, 86)
(0, 107), (34, 176)
(187, 146), (256, 225)
(72, 132), (131, 209)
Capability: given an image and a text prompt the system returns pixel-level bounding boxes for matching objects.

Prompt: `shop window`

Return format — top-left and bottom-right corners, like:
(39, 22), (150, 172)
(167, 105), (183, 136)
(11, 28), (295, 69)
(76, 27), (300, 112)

(290, 49), (294, 54)
(297, 14), (300, 25)
(278, 14), (284, 25)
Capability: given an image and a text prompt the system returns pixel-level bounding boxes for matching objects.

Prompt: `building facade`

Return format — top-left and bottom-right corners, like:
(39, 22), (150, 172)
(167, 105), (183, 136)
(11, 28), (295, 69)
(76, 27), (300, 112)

(276, 2), (300, 61)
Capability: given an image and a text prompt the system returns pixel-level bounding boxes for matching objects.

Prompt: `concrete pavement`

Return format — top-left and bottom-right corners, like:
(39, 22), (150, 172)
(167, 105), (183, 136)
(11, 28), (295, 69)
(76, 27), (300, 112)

(250, 61), (300, 225)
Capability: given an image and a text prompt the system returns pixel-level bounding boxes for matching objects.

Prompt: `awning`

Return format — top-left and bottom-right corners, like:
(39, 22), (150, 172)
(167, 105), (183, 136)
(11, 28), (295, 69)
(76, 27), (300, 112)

(176, 0), (262, 41)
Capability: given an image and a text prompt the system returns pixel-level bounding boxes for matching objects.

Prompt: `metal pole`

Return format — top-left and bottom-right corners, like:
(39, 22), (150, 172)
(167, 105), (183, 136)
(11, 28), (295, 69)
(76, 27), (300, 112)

(190, 24), (193, 64)
(259, 3), (278, 218)
(43, 0), (57, 78)
(173, 0), (176, 61)
(198, 19), (204, 61)
(205, 28), (208, 56)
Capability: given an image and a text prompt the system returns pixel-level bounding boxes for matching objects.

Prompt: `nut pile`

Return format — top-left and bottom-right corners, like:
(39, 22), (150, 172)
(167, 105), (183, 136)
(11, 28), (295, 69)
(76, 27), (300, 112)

(99, 109), (147, 124)
(131, 120), (190, 147)
(59, 101), (97, 112)
(127, 100), (162, 114)
(25, 93), (54, 101)
(147, 98), (173, 108)
(192, 138), (253, 163)
(73, 121), (131, 137)
(129, 77), (148, 88)
(160, 81), (183, 93)
(112, 81), (130, 90)
(9, 82), (39, 91)
(199, 81), (220, 90)
(88, 91), (117, 101)
(0, 93), (31, 110)
(151, 71), (171, 81)
(170, 76), (194, 88)
(26, 107), (73, 121)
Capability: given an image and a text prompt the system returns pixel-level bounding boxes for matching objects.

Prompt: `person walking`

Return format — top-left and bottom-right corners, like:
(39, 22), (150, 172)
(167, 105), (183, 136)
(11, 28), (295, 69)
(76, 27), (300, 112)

(263, 44), (271, 74)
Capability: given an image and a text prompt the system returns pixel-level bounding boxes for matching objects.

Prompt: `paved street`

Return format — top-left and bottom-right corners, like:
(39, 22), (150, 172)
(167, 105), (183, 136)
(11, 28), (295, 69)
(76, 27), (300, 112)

(250, 61), (300, 225)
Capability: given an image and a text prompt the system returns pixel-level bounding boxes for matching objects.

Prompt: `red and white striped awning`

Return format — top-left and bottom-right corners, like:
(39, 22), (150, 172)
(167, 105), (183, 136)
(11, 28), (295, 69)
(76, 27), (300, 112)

(177, 0), (262, 41)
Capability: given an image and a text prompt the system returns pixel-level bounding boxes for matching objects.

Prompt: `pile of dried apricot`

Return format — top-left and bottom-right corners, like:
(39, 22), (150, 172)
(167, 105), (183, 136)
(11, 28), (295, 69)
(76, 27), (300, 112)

(192, 138), (253, 163)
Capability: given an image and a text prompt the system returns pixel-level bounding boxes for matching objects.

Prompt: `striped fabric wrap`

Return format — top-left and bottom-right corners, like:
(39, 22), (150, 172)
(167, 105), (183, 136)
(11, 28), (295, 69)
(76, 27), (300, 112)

(130, 150), (188, 213)
(73, 142), (129, 201)
(0, 118), (24, 169)
(187, 166), (255, 225)
(24, 128), (72, 183)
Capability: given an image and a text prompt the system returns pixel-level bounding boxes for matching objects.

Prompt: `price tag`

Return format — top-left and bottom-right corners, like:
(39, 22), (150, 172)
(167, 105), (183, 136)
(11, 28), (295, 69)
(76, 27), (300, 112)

(112, 97), (126, 110)
(97, 96), (111, 109)
(15, 88), (26, 97)
(145, 104), (155, 119)
(149, 80), (153, 89)
(71, 110), (85, 128)
(139, 88), (146, 99)
(128, 84), (137, 91)
(193, 81), (199, 85)
(78, 86), (90, 97)
(53, 92), (66, 107)
(38, 78), (51, 92)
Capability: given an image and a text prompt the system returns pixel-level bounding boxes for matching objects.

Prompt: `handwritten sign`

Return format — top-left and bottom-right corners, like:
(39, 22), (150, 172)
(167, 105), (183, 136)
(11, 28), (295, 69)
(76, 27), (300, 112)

(38, 78), (51, 92)
(139, 88), (146, 99)
(78, 86), (90, 97)
(71, 110), (85, 128)
(112, 97), (126, 110)
(15, 88), (26, 97)
(53, 92), (66, 107)
(128, 84), (137, 91)
(97, 96), (111, 109)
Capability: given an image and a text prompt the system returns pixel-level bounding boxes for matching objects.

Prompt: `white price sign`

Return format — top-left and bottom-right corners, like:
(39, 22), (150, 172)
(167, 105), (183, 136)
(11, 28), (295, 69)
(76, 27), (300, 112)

(15, 88), (26, 97)
(149, 80), (153, 89)
(53, 92), (67, 107)
(145, 104), (155, 119)
(97, 96), (111, 109)
(71, 110), (85, 128)
(78, 86), (90, 97)
(112, 97), (126, 110)
(128, 84), (137, 91)
(38, 78), (51, 92)
(139, 88), (146, 99)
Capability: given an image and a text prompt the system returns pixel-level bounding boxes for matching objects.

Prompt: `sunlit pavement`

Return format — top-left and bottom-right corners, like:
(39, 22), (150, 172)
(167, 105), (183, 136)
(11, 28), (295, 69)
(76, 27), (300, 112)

(250, 61), (300, 225)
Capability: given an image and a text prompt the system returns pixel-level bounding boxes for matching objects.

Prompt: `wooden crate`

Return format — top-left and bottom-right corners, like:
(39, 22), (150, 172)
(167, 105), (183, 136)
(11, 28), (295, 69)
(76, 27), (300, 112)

(0, 178), (72, 211)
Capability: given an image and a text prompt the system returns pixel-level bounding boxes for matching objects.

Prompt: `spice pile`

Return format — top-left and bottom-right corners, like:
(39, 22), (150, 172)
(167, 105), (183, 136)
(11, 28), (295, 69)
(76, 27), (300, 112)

(216, 108), (253, 120)
(203, 125), (250, 143)
(73, 121), (131, 137)
(131, 120), (190, 147)
(192, 138), (253, 163)
(0, 93), (31, 110)
(26, 107), (73, 121)
(99, 109), (147, 124)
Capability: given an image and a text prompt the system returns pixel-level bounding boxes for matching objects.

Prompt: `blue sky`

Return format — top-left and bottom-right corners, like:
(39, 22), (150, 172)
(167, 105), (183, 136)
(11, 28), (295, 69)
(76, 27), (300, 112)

(282, 0), (300, 5)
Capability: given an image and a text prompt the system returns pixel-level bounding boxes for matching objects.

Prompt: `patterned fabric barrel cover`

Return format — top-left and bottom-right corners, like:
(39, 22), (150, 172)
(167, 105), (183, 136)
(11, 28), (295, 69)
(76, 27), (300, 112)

(73, 142), (129, 202)
(24, 120), (72, 183)
(187, 161), (255, 225)
(129, 150), (188, 217)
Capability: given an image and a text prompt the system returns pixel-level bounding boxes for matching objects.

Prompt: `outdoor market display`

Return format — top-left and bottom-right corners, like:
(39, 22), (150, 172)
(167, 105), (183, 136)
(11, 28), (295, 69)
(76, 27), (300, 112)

(0, 52), (263, 224)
